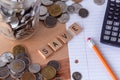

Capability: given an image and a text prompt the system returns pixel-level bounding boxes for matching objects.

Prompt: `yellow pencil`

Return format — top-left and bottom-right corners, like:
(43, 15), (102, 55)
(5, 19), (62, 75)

(87, 37), (118, 80)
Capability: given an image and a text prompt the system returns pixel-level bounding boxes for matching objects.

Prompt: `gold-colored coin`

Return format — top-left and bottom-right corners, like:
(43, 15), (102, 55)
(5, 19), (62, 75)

(48, 4), (62, 17)
(21, 72), (36, 80)
(72, 0), (83, 3)
(41, 66), (56, 80)
(12, 45), (27, 56)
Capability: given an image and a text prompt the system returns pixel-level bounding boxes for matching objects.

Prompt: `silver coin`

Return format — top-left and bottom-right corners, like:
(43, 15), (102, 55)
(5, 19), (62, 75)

(4, 76), (15, 80)
(94, 0), (105, 5)
(47, 60), (61, 71)
(0, 59), (7, 67)
(67, 5), (75, 14)
(35, 73), (43, 80)
(18, 57), (31, 68)
(15, 53), (29, 59)
(41, 0), (53, 6)
(55, 1), (67, 13)
(8, 59), (25, 73)
(9, 17), (19, 29)
(61, 0), (68, 2)
(39, 13), (49, 21)
(72, 72), (82, 80)
(29, 63), (41, 73)
(0, 52), (14, 63)
(21, 13), (31, 23)
(72, 3), (82, 14)
(57, 13), (70, 23)
(0, 66), (10, 79)
(10, 71), (23, 79)
(39, 6), (48, 16)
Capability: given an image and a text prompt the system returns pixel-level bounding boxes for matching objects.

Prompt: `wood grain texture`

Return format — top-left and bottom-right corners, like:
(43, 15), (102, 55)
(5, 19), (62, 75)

(0, 22), (70, 80)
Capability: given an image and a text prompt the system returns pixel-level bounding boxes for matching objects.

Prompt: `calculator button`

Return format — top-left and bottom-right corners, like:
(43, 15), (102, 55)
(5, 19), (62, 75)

(112, 27), (119, 31)
(116, 0), (120, 3)
(110, 0), (115, 2)
(106, 25), (112, 30)
(113, 22), (119, 26)
(103, 36), (110, 40)
(116, 4), (120, 7)
(111, 32), (118, 36)
(118, 33), (120, 37)
(110, 37), (117, 42)
(110, 3), (115, 6)
(114, 16), (119, 20)
(107, 20), (113, 25)
(118, 38), (120, 42)
(104, 30), (111, 35)
(111, 0), (115, 2)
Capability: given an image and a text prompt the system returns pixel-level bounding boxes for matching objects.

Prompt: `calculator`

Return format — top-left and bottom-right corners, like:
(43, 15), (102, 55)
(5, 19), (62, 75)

(100, 0), (120, 47)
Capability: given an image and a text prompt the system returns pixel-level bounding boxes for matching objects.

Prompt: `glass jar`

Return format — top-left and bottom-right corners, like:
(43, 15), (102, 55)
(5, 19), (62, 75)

(0, 0), (40, 40)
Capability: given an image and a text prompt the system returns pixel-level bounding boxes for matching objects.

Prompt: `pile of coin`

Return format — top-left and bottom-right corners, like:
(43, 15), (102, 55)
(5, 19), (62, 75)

(0, 0), (40, 40)
(39, 0), (89, 28)
(0, 45), (61, 80)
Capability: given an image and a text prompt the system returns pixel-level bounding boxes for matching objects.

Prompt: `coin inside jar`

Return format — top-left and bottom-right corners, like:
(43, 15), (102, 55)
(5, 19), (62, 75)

(48, 4), (62, 17)
(21, 72), (36, 80)
(47, 60), (61, 71)
(41, 66), (56, 80)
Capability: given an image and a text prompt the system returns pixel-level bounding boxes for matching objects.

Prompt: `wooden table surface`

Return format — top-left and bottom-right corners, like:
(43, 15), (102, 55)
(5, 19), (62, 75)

(0, 22), (71, 80)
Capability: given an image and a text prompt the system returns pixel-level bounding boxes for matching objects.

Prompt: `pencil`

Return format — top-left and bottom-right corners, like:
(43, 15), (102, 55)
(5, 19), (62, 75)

(87, 37), (118, 80)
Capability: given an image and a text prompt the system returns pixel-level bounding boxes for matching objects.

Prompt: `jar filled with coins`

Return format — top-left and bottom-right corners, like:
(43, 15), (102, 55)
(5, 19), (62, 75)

(0, 0), (40, 40)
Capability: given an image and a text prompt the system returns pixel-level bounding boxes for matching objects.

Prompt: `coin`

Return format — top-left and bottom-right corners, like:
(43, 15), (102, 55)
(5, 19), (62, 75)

(41, 0), (53, 6)
(67, 5), (75, 14)
(57, 13), (70, 23)
(55, 1), (67, 13)
(39, 6), (48, 16)
(19, 57), (31, 68)
(44, 16), (57, 28)
(39, 13), (49, 21)
(72, 0), (83, 3)
(72, 3), (82, 14)
(41, 66), (56, 80)
(72, 72), (82, 80)
(48, 4), (62, 17)
(0, 66), (10, 79)
(15, 53), (29, 59)
(61, 0), (68, 2)
(0, 52), (14, 63)
(10, 71), (23, 79)
(28, 63), (41, 73)
(8, 59), (25, 73)
(79, 8), (89, 18)
(21, 72), (36, 80)
(35, 73), (43, 80)
(4, 76), (15, 80)
(13, 45), (27, 56)
(0, 59), (7, 67)
(9, 17), (19, 29)
(94, 0), (105, 5)
(47, 60), (61, 71)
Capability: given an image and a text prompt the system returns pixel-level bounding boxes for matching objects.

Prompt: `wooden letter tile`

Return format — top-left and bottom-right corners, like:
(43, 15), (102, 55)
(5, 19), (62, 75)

(68, 23), (82, 35)
(48, 38), (63, 51)
(38, 45), (54, 59)
(57, 31), (72, 44)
